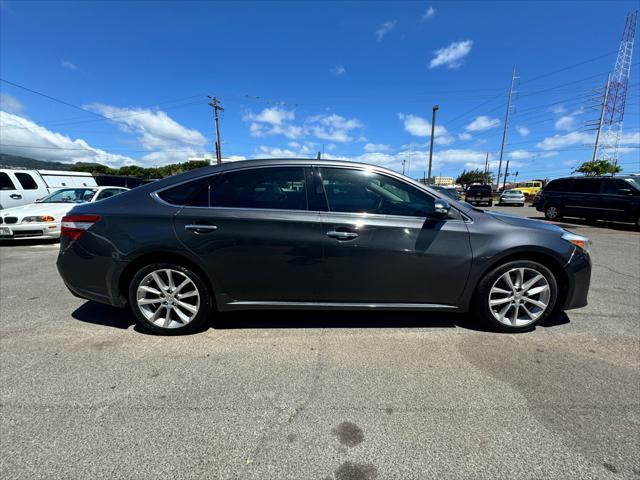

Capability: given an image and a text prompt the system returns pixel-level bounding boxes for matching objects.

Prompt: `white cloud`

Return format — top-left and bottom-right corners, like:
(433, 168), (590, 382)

(255, 141), (318, 158)
(364, 143), (390, 152)
(398, 113), (454, 145)
(515, 125), (530, 136)
(509, 149), (534, 160)
(0, 93), (23, 114)
(536, 131), (593, 151)
(421, 6), (436, 21)
(60, 60), (78, 71)
(244, 108), (363, 143)
(86, 103), (208, 152)
(549, 104), (567, 114)
(428, 40), (473, 69)
(330, 65), (346, 76)
(458, 132), (472, 141)
(554, 115), (576, 131)
(465, 115), (500, 132)
(0, 111), (134, 166)
(376, 20), (397, 42)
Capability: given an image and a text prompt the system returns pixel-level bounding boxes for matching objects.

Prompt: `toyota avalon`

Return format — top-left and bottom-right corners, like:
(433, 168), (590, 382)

(56, 159), (591, 334)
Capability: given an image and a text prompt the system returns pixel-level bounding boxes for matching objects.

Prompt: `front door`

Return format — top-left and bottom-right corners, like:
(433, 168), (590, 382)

(316, 167), (472, 305)
(173, 166), (324, 304)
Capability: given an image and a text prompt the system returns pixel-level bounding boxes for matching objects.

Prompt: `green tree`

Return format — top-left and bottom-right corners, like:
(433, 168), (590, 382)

(573, 160), (622, 176)
(456, 169), (493, 188)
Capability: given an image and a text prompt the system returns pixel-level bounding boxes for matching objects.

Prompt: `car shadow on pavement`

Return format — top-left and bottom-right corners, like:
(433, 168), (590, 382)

(71, 301), (570, 334)
(0, 239), (60, 247)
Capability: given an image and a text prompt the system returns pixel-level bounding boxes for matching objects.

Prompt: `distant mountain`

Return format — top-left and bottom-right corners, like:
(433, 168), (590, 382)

(0, 154), (105, 171)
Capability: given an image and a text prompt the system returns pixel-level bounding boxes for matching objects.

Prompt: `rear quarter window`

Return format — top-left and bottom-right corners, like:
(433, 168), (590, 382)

(156, 177), (212, 207)
(0, 172), (16, 190)
(545, 179), (573, 192)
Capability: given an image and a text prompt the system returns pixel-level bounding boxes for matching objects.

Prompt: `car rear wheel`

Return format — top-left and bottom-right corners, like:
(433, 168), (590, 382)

(474, 260), (558, 333)
(544, 204), (561, 220)
(488, 200), (493, 207)
(128, 263), (212, 335)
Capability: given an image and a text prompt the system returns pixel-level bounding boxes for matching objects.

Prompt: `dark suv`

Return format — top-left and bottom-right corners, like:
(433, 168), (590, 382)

(533, 176), (640, 226)
(465, 184), (493, 206)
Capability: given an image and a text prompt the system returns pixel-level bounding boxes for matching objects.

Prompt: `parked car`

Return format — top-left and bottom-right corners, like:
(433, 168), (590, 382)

(430, 185), (461, 200)
(499, 189), (526, 207)
(533, 176), (640, 226)
(0, 169), (97, 209)
(0, 186), (127, 240)
(514, 181), (543, 196)
(56, 159), (591, 335)
(465, 184), (493, 206)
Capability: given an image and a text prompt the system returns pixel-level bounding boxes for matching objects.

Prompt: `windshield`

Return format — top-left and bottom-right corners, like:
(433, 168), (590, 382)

(625, 177), (640, 191)
(39, 188), (97, 203)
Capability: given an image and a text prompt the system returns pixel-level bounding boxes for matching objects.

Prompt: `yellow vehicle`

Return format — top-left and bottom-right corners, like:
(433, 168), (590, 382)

(514, 181), (543, 196)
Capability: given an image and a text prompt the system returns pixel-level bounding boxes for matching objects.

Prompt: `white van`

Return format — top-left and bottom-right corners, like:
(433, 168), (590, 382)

(0, 169), (97, 209)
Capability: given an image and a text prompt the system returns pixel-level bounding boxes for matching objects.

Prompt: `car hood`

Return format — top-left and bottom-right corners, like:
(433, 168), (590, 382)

(485, 210), (564, 233)
(0, 202), (75, 220)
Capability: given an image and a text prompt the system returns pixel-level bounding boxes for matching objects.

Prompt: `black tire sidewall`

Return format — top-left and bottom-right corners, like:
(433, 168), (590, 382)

(474, 260), (558, 333)
(128, 263), (212, 335)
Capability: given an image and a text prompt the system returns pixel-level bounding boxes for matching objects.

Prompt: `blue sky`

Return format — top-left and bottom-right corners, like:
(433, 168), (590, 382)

(1, 0), (638, 181)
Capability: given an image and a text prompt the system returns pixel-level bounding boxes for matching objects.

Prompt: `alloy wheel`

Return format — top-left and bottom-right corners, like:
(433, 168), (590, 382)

(488, 267), (551, 327)
(546, 206), (558, 219)
(136, 268), (200, 329)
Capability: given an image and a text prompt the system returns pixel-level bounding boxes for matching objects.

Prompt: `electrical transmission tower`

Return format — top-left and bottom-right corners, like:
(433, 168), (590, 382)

(600, 10), (637, 165)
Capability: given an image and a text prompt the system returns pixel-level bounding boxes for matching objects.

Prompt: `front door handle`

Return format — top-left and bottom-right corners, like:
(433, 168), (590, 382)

(9, 194), (22, 200)
(327, 230), (359, 240)
(185, 224), (218, 233)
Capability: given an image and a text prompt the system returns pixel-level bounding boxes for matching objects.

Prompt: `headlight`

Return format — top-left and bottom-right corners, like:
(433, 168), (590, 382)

(562, 232), (591, 253)
(22, 215), (56, 223)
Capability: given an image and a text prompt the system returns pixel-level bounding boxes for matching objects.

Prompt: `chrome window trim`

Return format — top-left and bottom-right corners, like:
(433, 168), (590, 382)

(150, 162), (470, 222)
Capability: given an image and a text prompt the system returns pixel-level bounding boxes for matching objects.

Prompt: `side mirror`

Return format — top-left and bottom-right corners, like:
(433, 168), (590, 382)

(430, 199), (451, 219)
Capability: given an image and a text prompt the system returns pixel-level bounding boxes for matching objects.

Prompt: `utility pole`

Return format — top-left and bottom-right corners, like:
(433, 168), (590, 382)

(496, 67), (517, 190)
(592, 74), (611, 162)
(483, 152), (489, 175)
(207, 96), (224, 165)
(503, 158), (510, 191)
(427, 104), (439, 184)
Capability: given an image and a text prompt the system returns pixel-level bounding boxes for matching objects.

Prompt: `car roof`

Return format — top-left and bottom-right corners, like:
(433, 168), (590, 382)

(550, 175), (634, 181)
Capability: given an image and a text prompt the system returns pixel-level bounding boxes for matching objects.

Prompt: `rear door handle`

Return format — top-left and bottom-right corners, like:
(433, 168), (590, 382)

(327, 230), (359, 240)
(9, 194), (22, 199)
(185, 224), (218, 233)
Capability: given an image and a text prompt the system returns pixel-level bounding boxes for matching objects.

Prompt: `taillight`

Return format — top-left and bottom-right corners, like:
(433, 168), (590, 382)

(61, 214), (101, 240)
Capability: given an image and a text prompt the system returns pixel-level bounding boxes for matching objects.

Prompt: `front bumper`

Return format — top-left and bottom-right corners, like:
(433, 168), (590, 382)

(0, 222), (60, 240)
(563, 249), (592, 310)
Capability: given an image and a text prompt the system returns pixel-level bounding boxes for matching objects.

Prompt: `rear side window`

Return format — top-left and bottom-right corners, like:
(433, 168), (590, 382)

(545, 179), (573, 192)
(572, 179), (602, 194)
(157, 177), (212, 207)
(210, 167), (307, 210)
(0, 172), (16, 190)
(15, 173), (38, 190)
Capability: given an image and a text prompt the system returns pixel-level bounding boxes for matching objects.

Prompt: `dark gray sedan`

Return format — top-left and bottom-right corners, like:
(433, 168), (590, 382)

(57, 159), (592, 334)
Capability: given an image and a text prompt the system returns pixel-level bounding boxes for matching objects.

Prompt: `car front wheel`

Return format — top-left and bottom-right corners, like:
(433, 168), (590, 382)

(474, 260), (558, 333)
(128, 263), (212, 335)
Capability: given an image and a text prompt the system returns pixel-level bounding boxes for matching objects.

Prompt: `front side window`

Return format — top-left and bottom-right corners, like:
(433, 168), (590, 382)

(0, 172), (16, 190)
(602, 179), (636, 195)
(210, 167), (307, 210)
(319, 167), (434, 217)
(39, 188), (97, 203)
(15, 173), (38, 190)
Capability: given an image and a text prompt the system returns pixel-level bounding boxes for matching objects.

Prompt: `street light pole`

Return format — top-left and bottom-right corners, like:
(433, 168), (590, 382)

(427, 104), (439, 185)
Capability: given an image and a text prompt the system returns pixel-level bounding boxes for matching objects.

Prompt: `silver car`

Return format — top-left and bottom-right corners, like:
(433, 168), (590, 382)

(499, 189), (525, 207)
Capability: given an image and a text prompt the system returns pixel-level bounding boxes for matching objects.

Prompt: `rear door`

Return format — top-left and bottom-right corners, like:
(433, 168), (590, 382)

(173, 166), (324, 303)
(566, 178), (603, 217)
(316, 166), (472, 305)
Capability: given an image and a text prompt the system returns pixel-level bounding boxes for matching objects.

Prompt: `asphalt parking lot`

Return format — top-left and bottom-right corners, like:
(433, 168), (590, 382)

(1, 206), (638, 480)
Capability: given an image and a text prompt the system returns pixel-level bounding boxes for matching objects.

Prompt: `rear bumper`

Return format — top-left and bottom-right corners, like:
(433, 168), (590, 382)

(562, 249), (592, 310)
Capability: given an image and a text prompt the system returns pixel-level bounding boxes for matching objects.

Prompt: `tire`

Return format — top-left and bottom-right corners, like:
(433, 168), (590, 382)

(488, 200), (493, 207)
(473, 260), (558, 333)
(544, 203), (561, 220)
(128, 262), (212, 335)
